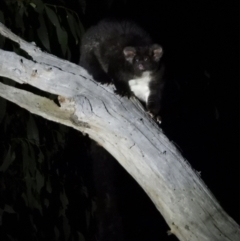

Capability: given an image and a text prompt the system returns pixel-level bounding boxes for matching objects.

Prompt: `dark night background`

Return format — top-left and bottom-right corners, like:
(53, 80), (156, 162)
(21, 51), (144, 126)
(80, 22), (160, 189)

(0, 0), (240, 240)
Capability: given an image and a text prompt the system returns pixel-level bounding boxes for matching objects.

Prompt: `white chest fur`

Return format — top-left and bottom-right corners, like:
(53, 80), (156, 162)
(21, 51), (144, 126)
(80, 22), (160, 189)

(128, 71), (152, 103)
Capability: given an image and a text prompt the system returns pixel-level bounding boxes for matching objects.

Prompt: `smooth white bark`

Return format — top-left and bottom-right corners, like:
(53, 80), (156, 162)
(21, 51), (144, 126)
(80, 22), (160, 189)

(0, 22), (240, 241)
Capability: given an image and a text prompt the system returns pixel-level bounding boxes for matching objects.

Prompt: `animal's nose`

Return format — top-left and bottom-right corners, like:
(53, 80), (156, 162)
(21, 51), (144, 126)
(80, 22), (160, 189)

(138, 63), (144, 70)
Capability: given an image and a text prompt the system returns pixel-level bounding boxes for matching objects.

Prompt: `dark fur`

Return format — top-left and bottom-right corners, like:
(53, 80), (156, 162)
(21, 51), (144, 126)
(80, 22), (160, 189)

(79, 19), (165, 118)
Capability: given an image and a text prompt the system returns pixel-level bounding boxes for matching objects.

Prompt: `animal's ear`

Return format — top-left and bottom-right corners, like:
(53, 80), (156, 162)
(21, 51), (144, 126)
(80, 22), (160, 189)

(123, 47), (136, 63)
(150, 44), (163, 62)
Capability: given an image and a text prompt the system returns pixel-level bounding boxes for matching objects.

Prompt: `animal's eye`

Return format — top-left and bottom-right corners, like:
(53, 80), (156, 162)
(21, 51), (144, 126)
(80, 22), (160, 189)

(135, 58), (139, 62)
(144, 57), (149, 61)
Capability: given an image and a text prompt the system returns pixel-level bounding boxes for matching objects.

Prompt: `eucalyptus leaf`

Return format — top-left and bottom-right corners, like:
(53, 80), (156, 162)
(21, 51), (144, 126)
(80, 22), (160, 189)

(28, 144), (36, 176)
(31, 0), (45, 14)
(75, 17), (84, 40)
(46, 178), (52, 193)
(66, 12), (78, 43)
(59, 189), (69, 217)
(78, 0), (86, 14)
(29, 214), (37, 231)
(32, 199), (43, 215)
(60, 189), (69, 208)
(27, 115), (39, 143)
(4, 204), (15, 213)
(25, 171), (33, 207)
(0, 10), (5, 23)
(56, 26), (68, 56)
(36, 170), (44, 193)
(21, 192), (28, 206)
(22, 141), (29, 173)
(63, 216), (71, 241)
(3, 113), (10, 133)
(45, 6), (60, 27)
(0, 208), (3, 226)
(55, 131), (63, 144)
(0, 33), (5, 47)
(44, 198), (49, 208)
(54, 226), (60, 240)
(38, 150), (44, 164)
(6, 235), (16, 241)
(0, 98), (6, 124)
(77, 232), (86, 241)
(0, 11), (5, 47)
(91, 200), (97, 215)
(15, 3), (25, 33)
(29, 3), (37, 8)
(67, 47), (71, 61)
(45, 6), (68, 56)
(0, 146), (16, 172)
(37, 15), (51, 52)
(85, 210), (90, 228)
(25, 169), (43, 214)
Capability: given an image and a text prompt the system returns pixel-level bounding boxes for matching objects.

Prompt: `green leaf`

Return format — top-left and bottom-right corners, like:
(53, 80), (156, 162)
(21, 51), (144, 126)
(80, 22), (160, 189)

(67, 47), (71, 61)
(36, 169), (44, 193)
(4, 204), (15, 213)
(75, 16), (85, 40)
(21, 192), (28, 206)
(63, 216), (71, 241)
(60, 189), (69, 209)
(30, 3), (36, 8)
(25, 170), (43, 214)
(38, 150), (44, 164)
(0, 146), (16, 172)
(0, 33), (5, 47)
(46, 178), (52, 193)
(0, 98), (6, 124)
(28, 144), (36, 176)
(78, 0), (86, 14)
(33, 199), (43, 215)
(15, 2), (25, 34)
(45, 6), (68, 56)
(77, 232), (86, 241)
(54, 226), (60, 240)
(22, 141), (29, 173)
(31, 0), (44, 14)
(55, 130), (63, 144)
(29, 214), (37, 231)
(85, 210), (90, 229)
(25, 171), (33, 206)
(6, 235), (16, 241)
(0, 11), (5, 47)
(106, 0), (114, 8)
(27, 115), (39, 143)
(45, 6), (59, 27)
(91, 200), (97, 215)
(56, 26), (68, 56)
(0, 10), (5, 23)
(44, 198), (49, 208)
(37, 15), (51, 52)
(59, 189), (69, 217)
(66, 11), (78, 44)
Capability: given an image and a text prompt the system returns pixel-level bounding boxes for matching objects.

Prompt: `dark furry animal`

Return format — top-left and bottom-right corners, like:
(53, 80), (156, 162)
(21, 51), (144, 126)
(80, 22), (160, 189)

(80, 19), (165, 120)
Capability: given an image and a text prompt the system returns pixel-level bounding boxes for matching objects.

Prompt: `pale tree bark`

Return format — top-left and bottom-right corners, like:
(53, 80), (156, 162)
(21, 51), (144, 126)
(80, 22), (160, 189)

(0, 22), (239, 241)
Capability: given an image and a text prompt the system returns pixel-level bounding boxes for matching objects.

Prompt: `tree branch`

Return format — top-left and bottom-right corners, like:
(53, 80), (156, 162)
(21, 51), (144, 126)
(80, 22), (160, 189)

(0, 22), (239, 241)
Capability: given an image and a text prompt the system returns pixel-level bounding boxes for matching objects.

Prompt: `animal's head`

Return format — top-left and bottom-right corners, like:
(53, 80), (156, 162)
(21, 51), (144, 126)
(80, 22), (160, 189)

(123, 44), (163, 73)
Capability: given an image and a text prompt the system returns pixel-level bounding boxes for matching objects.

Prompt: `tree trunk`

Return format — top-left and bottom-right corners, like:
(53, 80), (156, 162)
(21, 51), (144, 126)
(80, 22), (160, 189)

(0, 22), (239, 241)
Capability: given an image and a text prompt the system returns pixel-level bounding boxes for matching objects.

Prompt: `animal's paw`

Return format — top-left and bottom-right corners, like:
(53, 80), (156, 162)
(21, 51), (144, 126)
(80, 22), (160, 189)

(147, 111), (162, 124)
(156, 115), (162, 124)
(114, 89), (133, 98)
